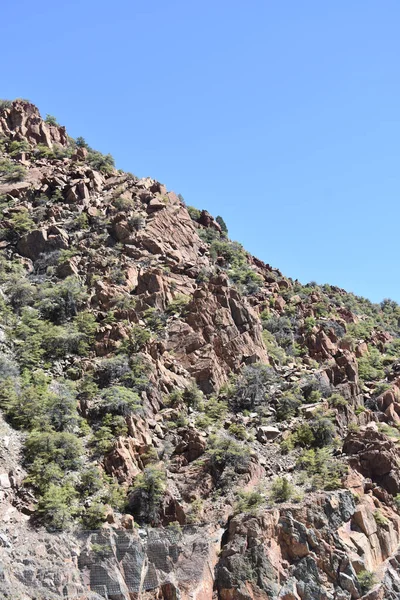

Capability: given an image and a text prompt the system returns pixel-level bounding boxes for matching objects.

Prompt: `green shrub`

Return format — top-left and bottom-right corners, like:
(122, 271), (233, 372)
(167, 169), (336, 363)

(36, 483), (79, 530)
(228, 423), (250, 440)
(0, 158), (26, 182)
(33, 143), (55, 159)
(143, 307), (167, 332)
(357, 570), (376, 593)
(7, 139), (30, 157)
(76, 136), (89, 148)
(216, 215), (228, 235)
(131, 465), (166, 523)
(0, 371), (78, 432)
(297, 448), (346, 490)
(348, 422), (360, 433)
(120, 325), (151, 353)
(187, 206), (201, 221)
(328, 393), (347, 408)
(7, 210), (35, 234)
(87, 150), (115, 174)
(45, 114), (59, 126)
(235, 489), (264, 514)
(166, 294), (190, 316)
(357, 346), (385, 382)
(81, 501), (108, 529)
(228, 265), (263, 295)
(276, 391), (302, 421)
(95, 385), (141, 417)
(79, 466), (104, 497)
(182, 384), (204, 409)
(304, 316), (316, 333)
(187, 498), (204, 524)
(209, 239), (247, 266)
(207, 434), (251, 474)
(25, 431), (83, 472)
(373, 510), (389, 527)
(0, 99), (12, 110)
(285, 414), (335, 450)
(262, 330), (289, 365)
(269, 477), (297, 503)
(113, 195), (135, 211)
(90, 423), (115, 455)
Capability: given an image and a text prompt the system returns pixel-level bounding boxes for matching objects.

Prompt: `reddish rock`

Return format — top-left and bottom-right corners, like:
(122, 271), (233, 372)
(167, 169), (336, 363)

(343, 429), (400, 494)
(172, 428), (206, 463)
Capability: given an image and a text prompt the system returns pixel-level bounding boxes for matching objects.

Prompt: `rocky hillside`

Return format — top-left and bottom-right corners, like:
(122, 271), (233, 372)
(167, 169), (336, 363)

(1, 99), (400, 599)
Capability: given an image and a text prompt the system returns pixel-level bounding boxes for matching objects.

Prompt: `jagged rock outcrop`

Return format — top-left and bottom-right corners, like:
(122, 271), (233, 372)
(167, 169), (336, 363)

(0, 99), (68, 147)
(343, 428), (400, 495)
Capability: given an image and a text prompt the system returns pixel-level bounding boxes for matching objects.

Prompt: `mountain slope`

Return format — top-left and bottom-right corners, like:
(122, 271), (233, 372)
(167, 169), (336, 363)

(1, 99), (400, 599)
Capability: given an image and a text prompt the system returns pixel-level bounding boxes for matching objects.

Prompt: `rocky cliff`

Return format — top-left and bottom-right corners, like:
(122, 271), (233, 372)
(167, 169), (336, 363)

(1, 100), (400, 599)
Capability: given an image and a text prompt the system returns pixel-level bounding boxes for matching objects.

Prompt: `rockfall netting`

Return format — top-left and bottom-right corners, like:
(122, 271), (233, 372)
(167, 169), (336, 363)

(9, 524), (215, 600)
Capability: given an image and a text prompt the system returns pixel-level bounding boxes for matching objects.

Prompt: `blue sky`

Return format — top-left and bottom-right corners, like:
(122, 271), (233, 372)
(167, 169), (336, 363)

(2, 1), (400, 302)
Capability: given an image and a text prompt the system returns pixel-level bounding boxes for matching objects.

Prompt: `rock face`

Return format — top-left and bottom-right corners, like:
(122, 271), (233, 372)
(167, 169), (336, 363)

(2, 99), (400, 600)
(216, 491), (359, 600)
(0, 99), (68, 147)
(343, 429), (400, 495)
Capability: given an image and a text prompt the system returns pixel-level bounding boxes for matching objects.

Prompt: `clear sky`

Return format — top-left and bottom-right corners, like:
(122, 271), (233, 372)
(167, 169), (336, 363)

(2, 1), (400, 302)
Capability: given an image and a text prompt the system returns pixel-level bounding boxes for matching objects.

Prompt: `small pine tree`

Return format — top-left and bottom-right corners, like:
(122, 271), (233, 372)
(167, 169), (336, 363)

(216, 215), (228, 235)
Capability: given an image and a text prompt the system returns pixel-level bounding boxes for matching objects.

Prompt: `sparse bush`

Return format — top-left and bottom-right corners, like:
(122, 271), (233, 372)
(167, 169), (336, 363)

(0, 99), (12, 110)
(269, 477), (297, 503)
(187, 206), (201, 221)
(45, 114), (59, 126)
(235, 489), (264, 514)
(95, 385), (141, 417)
(230, 363), (274, 412)
(131, 465), (166, 523)
(216, 215), (228, 235)
(182, 384), (204, 409)
(187, 497), (204, 524)
(358, 346), (385, 382)
(263, 316), (295, 350)
(143, 307), (167, 332)
(36, 483), (79, 530)
(87, 150), (115, 174)
(276, 391), (302, 421)
(35, 277), (87, 324)
(7, 210), (35, 233)
(297, 448), (346, 490)
(208, 434), (251, 475)
(373, 509), (389, 527)
(357, 570), (376, 593)
(166, 294), (190, 317)
(328, 393), (347, 408)
(228, 423), (250, 440)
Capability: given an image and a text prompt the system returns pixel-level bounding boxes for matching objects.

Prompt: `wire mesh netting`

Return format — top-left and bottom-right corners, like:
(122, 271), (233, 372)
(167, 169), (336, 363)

(9, 524), (216, 600)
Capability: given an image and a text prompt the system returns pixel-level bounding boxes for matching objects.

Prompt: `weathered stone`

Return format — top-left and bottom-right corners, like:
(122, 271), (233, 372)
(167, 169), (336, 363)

(257, 425), (280, 442)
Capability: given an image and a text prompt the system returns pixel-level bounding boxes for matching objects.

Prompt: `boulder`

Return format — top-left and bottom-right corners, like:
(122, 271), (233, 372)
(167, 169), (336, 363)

(257, 425), (280, 443)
